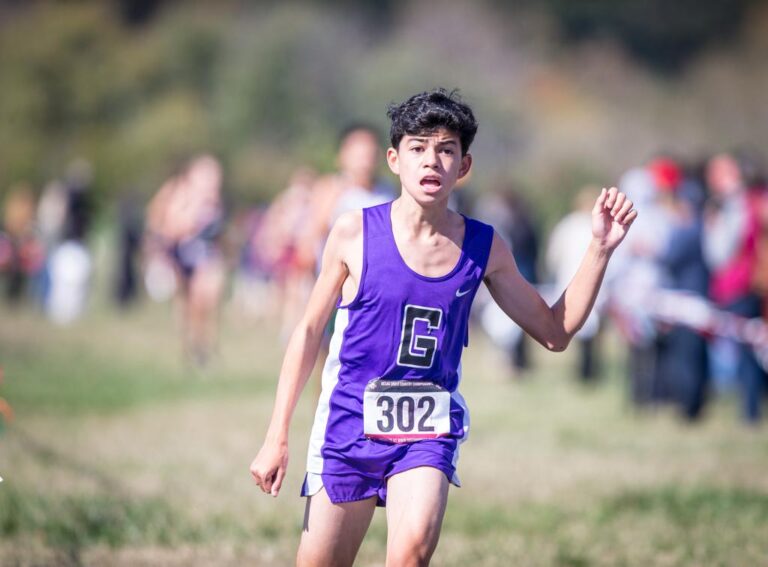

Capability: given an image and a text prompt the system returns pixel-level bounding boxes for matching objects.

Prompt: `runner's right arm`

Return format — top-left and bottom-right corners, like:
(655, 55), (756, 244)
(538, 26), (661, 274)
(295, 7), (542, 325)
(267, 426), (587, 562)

(249, 214), (358, 497)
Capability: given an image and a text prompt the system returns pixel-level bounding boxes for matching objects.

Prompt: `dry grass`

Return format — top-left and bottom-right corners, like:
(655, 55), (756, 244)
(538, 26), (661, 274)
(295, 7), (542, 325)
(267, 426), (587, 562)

(1, 303), (767, 566)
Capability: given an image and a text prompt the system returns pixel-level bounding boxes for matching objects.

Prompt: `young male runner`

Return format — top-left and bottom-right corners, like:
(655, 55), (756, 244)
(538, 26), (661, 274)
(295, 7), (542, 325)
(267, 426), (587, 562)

(250, 88), (637, 566)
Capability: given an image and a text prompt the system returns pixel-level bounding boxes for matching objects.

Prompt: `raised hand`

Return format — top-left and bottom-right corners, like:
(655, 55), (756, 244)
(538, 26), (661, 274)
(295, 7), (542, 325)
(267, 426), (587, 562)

(591, 187), (637, 251)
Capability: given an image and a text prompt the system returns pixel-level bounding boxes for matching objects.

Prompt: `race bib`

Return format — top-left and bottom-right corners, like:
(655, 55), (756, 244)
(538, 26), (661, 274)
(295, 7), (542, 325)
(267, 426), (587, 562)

(363, 379), (451, 443)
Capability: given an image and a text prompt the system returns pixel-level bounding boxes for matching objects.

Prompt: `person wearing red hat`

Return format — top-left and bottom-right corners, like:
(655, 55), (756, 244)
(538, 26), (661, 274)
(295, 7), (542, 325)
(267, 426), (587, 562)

(650, 157), (710, 420)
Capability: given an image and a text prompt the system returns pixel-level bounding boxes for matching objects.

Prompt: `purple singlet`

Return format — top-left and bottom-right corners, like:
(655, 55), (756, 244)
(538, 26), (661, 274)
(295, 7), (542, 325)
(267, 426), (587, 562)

(302, 201), (494, 505)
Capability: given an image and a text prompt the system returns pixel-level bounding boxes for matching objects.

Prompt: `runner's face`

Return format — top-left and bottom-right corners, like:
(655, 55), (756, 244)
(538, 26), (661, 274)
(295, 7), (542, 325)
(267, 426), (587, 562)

(387, 129), (471, 206)
(706, 154), (742, 197)
(338, 130), (380, 185)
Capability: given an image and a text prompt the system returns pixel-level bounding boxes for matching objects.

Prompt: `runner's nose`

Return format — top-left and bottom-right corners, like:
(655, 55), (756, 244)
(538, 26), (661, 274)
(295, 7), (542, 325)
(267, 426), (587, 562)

(423, 146), (439, 168)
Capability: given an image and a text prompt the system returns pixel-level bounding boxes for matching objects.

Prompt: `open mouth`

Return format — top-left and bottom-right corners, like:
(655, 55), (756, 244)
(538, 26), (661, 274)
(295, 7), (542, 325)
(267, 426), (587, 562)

(420, 176), (442, 191)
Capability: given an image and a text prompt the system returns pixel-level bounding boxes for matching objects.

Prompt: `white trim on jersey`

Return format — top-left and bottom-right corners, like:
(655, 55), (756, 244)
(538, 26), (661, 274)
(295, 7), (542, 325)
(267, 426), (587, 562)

(306, 308), (349, 474)
(449, 361), (471, 487)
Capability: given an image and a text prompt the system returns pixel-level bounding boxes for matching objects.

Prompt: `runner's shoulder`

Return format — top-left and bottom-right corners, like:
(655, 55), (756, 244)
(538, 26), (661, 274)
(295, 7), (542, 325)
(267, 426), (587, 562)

(330, 210), (364, 242)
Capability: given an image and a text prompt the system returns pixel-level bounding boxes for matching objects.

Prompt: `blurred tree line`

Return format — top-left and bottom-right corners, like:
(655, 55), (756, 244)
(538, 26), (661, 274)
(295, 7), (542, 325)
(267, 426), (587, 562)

(0, 0), (766, 223)
(544, 0), (758, 71)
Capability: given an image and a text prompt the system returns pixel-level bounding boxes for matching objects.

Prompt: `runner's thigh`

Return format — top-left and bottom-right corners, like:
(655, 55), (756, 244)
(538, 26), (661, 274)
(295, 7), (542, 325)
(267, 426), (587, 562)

(297, 487), (377, 567)
(385, 466), (449, 567)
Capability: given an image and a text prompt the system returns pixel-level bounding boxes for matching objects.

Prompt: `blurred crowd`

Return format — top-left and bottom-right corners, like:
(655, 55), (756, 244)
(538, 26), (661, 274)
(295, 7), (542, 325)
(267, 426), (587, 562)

(1, 134), (767, 424)
(477, 151), (768, 425)
(607, 153), (768, 424)
(0, 160), (93, 325)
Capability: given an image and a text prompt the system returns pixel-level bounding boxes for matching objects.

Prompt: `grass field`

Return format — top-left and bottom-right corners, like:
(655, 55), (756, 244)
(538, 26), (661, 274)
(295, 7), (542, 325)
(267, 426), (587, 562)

(1, 301), (767, 566)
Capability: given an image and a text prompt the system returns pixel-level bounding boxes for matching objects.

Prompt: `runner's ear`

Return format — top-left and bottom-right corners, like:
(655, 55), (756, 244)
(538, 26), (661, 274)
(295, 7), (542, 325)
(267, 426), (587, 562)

(458, 153), (472, 180)
(386, 147), (400, 175)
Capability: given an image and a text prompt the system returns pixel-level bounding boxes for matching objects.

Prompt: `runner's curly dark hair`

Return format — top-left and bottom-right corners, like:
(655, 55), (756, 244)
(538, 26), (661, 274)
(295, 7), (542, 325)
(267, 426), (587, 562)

(387, 88), (478, 156)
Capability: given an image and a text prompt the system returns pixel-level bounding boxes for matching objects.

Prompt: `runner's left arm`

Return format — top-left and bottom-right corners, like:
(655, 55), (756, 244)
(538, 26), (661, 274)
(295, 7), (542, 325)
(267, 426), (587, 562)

(484, 187), (636, 351)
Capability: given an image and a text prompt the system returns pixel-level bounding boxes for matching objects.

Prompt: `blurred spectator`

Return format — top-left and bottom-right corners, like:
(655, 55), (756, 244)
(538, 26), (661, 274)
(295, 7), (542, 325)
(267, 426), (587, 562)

(61, 159), (93, 242)
(47, 240), (92, 325)
(35, 180), (69, 306)
(113, 192), (143, 308)
(476, 187), (540, 375)
(650, 157), (710, 420)
(608, 166), (671, 406)
(0, 366), (13, 432)
(1, 183), (43, 304)
(46, 160), (94, 325)
(546, 186), (604, 381)
(702, 152), (766, 423)
(741, 153), (768, 320)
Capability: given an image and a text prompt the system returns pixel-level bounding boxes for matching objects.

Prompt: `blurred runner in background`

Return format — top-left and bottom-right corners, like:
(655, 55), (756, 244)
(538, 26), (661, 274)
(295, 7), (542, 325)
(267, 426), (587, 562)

(296, 125), (394, 277)
(294, 126), (394, 384)
(259, 167), (317, 342)
(146, 154), (226, 367)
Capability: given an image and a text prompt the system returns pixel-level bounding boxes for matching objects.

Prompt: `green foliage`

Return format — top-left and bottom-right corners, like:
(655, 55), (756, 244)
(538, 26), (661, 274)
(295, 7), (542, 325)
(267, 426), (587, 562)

(0, 2), (383, 204)
(0, 3), (219, 200)
(545, 0), (757, 71)
(0, 0), (765, 219)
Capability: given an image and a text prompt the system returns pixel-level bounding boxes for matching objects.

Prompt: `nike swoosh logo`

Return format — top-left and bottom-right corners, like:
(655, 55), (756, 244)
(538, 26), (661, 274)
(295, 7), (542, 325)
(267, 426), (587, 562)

(456, 287), (472, 297)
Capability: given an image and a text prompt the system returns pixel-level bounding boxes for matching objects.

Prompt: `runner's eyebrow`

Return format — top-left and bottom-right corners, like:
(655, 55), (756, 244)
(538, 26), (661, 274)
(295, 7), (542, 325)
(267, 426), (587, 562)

(407, 138), (458, 145)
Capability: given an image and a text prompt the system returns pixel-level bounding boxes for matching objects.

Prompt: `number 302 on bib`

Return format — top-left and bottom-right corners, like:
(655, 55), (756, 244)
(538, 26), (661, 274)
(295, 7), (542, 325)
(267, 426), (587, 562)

(363, 379), (451, 443)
